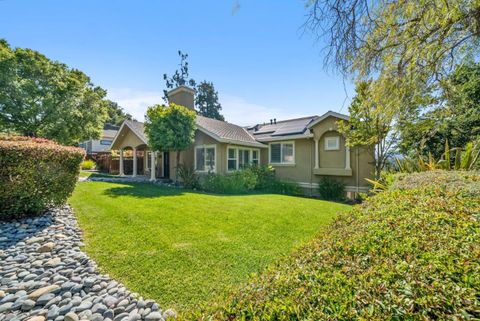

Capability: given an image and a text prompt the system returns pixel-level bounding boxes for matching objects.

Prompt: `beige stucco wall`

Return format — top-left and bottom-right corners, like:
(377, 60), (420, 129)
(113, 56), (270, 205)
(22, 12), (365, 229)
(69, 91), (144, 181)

(110, 126), (145, 150)
(266, 115), (375, 192)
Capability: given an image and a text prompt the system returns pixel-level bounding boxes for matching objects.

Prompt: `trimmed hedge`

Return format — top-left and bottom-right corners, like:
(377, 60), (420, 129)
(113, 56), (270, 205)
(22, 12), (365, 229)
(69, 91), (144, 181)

(0, 137), (85, 219)
(191, 171), (480, 320)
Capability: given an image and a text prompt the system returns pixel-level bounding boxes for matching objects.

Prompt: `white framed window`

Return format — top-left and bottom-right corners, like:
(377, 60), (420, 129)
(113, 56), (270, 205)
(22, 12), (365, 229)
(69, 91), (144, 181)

(227, 148), (237, 171)
(239, 149), (250, 169)
(146, 152), (152, 170)
(325, 136), (340, 151)
(226, 146), (260, 171)
(100, 140), (113, 145)
(269, 141), (295, 165)
(252, 150), (259, 165)
(195, 145), (216, 172)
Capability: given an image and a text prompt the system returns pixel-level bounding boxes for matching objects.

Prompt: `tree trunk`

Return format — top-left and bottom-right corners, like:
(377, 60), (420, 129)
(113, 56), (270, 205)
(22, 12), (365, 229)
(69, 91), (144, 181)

(175, 150), (181, 183)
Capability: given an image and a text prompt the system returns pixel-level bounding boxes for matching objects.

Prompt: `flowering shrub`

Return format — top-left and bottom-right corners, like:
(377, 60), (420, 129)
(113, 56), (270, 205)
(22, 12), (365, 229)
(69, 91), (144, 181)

(193, 171), (480, 320)
(0, 137), (85, 219)
(80, 159), (96, 170)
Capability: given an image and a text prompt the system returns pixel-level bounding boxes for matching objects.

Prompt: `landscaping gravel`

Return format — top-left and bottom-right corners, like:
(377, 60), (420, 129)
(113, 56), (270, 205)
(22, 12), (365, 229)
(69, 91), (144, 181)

(0, 206), (174, 321)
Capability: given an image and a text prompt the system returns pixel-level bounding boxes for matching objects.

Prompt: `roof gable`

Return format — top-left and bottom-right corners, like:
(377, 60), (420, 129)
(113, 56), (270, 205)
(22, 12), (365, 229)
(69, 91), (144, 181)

(307, 111), (349, 129)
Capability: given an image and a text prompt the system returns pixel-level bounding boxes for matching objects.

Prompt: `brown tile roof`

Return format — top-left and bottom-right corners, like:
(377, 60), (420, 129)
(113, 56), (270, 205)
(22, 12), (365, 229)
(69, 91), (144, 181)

(124, 117), (266, 148)
(196, 116), (265, 147)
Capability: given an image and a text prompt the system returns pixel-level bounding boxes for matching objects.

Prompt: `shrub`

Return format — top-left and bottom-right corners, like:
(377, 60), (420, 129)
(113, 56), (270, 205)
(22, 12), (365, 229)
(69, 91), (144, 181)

(0, 136), (85, 219)
(268, 180), (302, 196)
(201, 171), (254, 194)
(80, 159), (96, 170)
(192, 171), (480, 320)
(177, 164), (199, 189)
(317, 177), (345, 201)
(247, 165), (276, 190)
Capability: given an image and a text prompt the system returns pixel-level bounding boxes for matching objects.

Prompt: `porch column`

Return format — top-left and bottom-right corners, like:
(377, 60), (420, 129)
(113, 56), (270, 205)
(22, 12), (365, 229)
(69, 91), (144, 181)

(132, 147), (137, 177)
(345, 146), (351, 170)
(150, 151), (156, 181)
(119, 148), (124, 176)
(314, 138), (319, 169)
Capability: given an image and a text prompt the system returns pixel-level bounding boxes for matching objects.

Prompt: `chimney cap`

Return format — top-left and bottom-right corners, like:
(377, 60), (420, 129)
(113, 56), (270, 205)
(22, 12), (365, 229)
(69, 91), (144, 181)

(167, 85), (196, 97)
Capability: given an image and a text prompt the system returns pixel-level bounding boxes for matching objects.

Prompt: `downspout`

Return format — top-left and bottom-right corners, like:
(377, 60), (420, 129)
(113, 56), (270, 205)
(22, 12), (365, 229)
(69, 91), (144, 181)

(356, 147), (360, 194)
(310, 138), (313, 197)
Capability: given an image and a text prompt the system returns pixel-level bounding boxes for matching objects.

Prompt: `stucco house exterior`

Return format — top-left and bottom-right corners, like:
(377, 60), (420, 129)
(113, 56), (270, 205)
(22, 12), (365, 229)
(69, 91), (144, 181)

(110, 86), (374, 195)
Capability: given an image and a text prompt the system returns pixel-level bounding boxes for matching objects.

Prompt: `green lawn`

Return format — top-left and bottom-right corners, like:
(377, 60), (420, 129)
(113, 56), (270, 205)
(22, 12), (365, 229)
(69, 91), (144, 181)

(69, 182), (348, 313)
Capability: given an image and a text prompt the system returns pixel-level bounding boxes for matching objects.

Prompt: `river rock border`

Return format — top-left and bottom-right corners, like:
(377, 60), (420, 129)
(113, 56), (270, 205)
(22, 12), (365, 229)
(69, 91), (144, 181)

(0, 206), (175, 321)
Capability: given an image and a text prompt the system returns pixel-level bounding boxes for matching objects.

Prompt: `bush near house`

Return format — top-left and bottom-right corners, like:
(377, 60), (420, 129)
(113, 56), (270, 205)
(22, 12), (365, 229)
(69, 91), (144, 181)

(318, 177), (345, 201)
(0, 136), (84, 219)
(192, 171), (480, 320)
(199, 165), (301, 195)
(80, 159), (96, 170)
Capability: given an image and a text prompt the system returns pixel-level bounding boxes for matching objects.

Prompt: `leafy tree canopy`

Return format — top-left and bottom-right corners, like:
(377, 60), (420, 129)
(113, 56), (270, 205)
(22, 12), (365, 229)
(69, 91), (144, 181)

(399, 62), (480, 158)
(305, 0), (480, 113)
(195, 81), (224, 121)
(144, 103), (196, 175)
(0, 39), (108, 145)
(105, 100), (133, 126)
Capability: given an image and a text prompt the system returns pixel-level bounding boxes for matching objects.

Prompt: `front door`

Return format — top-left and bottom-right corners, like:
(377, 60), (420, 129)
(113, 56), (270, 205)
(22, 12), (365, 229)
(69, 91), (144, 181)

(163, 152), (170, 178)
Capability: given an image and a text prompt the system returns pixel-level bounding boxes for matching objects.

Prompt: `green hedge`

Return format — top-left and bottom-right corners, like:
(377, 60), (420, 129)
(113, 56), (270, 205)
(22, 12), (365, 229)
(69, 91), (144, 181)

(191, 171), (480, 320)
(0, 137), (85, 219)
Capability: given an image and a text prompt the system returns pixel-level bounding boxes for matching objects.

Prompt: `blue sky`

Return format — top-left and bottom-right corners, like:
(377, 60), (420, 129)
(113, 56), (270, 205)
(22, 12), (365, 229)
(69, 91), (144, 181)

(0, 0), (353, 125)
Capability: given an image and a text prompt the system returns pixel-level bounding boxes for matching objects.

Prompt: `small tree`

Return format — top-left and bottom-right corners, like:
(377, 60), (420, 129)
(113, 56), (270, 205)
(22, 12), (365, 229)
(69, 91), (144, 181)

(196, 81), (224, 121)
(145, 103), (196, 181)
(338, 80), (397, 178)
(163, 50), (196, 102)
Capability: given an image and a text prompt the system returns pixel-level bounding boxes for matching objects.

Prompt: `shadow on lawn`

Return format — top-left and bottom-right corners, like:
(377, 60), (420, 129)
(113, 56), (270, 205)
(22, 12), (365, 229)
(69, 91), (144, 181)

(101, 181), (278, 199)
(103, 182), (186, 198)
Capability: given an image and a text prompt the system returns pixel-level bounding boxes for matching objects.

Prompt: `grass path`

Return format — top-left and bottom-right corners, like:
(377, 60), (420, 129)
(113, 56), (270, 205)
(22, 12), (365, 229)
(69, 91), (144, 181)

(69, 182), (348, 312)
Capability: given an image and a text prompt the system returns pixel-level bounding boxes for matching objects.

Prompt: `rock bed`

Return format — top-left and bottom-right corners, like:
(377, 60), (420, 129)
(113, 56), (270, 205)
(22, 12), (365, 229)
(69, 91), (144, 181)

(0, 206), (174, 321)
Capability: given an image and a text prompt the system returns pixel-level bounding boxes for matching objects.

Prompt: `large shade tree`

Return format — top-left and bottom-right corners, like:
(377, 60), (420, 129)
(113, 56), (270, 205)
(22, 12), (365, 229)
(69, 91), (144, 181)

(105, 100), (133, 126)
(144, 103), (196, 180)
(305, 0), (480, 161)
(0, 39), (108, 145)
(195, 81), (224, 121)
(399, 62), (480, 158)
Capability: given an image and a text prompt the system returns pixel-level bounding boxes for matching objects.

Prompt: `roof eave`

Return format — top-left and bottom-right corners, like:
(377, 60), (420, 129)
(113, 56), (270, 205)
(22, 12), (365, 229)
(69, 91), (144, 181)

(196, 126), (267, 149)
(109, 121), (148, 150)
(307, 111), (349, 129)
(256, 133), (314, 142)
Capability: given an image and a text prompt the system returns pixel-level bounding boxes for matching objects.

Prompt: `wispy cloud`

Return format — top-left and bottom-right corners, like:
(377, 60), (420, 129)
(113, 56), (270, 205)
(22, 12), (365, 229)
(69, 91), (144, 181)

(107, 88), (164, 121)
(221, 94), (304, 126)
(107, 88), (303, 126)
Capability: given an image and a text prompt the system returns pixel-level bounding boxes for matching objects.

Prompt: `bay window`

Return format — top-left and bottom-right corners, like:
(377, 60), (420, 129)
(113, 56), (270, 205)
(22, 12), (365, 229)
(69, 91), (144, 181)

(269, 141), (295, 164)
(195, 145), (216, 172)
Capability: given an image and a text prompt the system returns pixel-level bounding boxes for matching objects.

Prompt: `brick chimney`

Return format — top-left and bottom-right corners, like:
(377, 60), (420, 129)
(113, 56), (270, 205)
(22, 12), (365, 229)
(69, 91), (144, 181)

(167, 85), (195, 110)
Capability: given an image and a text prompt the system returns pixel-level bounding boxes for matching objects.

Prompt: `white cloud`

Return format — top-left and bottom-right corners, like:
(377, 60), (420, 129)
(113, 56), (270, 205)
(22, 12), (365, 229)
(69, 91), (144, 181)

(220, 94), (304, 126)
(107, 88), (303, 126)
(106, 88), (164, 121)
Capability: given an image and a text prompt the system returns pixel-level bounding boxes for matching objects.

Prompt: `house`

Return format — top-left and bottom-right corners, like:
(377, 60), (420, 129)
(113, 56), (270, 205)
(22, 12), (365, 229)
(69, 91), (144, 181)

(110, 86), (374, 195)
(79, 124), (119, 157)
